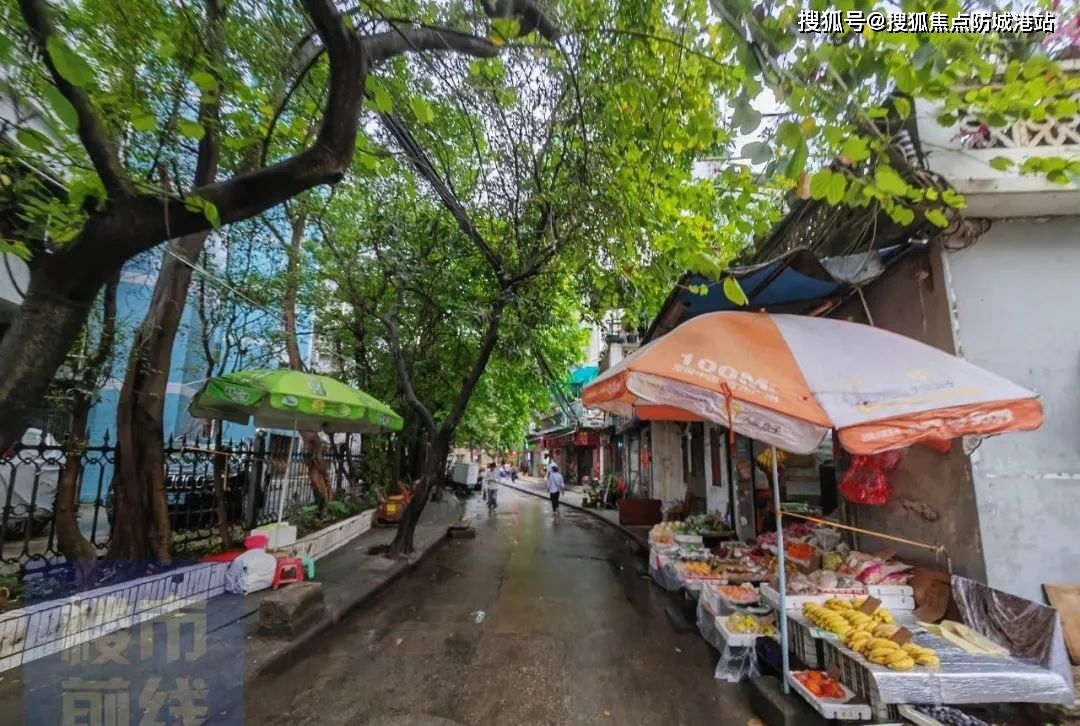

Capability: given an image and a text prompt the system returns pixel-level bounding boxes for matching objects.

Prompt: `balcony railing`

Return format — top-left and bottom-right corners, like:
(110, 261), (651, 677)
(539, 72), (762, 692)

(914, 59), (1080, 218)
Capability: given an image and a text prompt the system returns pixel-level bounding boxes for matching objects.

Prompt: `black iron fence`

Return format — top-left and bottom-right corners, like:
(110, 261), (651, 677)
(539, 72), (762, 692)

(0, 430), (366, 569)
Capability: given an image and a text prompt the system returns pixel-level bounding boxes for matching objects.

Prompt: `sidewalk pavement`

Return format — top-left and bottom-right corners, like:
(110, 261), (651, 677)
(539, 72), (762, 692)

(505, 476), (651, 549)
(0, 496), (470, 726)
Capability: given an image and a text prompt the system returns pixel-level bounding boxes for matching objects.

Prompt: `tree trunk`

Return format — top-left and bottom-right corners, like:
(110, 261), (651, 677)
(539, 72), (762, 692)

(387, 432), (448, 556)
(54, 273), (119, 586)
(281, 211), (332, 509)
(55, 405), (99, 577)
(0, 269), (98, 451)
(212, 425), (231, 549)
(109, 232), (209, 562)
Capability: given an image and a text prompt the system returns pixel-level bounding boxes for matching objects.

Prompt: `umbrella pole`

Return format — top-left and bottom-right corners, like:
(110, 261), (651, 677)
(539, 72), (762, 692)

(771, 445), (791, 694)
(276, 422), (298, 526)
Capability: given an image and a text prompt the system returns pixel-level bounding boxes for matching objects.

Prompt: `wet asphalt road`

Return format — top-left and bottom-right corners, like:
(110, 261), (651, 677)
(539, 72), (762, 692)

(242, 489), (755, 726)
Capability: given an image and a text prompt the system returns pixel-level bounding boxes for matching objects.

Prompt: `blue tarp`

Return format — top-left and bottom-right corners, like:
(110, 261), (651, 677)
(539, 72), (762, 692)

(670, 245), (910, 323)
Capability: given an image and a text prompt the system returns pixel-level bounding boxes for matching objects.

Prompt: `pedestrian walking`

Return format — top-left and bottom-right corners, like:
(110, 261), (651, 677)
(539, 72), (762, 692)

(483, 462), (500, 513)
(546, 462), (565, 516)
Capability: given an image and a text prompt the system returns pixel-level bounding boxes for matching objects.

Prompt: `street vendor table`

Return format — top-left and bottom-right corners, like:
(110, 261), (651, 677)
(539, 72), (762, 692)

(783, 610), (920, 671)
(697, 598), (761, 683)
(649, 550), (684, 592)
(822, 629), (1074, 713)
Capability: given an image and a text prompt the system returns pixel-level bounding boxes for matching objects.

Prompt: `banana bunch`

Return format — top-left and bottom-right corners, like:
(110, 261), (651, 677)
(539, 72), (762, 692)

(803, 599), (896, 636)
(756, 448), (787, 469)
(847, 598), (896, 624)
(900, 642), (940, 667)
(727, 613), (761, 634)
(843, 630), (940, 670)
(803, 602), (854, 635)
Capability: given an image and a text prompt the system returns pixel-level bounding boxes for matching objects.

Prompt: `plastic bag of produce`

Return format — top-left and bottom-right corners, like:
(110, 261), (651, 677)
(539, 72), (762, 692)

(808, 570), (839, 590)
(822, 551), (844, 571)
(838, 453), (897, 506)
(856, 561), (912, 585)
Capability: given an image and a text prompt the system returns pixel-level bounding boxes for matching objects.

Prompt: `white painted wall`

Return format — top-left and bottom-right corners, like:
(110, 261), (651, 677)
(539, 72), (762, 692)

(583, 322), (603, 366)
(650, 421), (685, 503)
(705, 426), (731, 516)
(943, 219), (1080, 602)
(0, 254), (27, 311)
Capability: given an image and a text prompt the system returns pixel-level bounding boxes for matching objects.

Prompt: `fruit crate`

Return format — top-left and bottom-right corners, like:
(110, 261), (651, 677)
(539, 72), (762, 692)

(821, 641), (901, 721)
(716, 615), (766, 647)
(786, 613), (830, 669)
(760, 583), (864, 611)
(786, 671), (873, 721)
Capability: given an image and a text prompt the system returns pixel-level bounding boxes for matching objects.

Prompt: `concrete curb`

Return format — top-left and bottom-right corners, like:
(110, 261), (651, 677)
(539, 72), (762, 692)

(502, 481), (649, 551)
(246, 526), (452, 682)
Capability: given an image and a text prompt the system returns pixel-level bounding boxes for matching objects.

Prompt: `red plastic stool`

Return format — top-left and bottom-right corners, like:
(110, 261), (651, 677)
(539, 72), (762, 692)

(272, 557), (305, 589)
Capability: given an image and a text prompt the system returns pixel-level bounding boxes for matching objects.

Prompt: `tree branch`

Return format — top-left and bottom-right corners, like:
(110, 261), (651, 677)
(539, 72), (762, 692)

(366, 24), (501, 65)
(85, 271), (120, 377)
(378, 113), (507, 283)
(379, 288), (437, 437)
(440, 293), (508, 438)
(17, 0), (132, 198)
(61, 0), (363, 282)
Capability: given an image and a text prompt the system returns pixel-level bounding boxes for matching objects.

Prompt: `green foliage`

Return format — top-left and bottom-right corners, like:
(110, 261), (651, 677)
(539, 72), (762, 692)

(710, 0), (1080, 219)
(722, 277), (749, 307)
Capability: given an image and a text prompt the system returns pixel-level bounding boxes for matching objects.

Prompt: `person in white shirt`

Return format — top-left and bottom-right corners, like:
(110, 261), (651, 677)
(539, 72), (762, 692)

(483, 462), (500, 511)
(546, 463), (565, 516)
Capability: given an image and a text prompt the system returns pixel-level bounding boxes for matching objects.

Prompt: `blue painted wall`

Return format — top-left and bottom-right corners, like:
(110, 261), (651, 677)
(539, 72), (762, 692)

(79, 238), (314, 502)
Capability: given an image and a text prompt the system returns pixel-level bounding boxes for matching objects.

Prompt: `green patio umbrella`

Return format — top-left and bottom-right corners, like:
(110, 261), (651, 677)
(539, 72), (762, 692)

(189, 368), (403, 525)
(189, 368), (403, 433)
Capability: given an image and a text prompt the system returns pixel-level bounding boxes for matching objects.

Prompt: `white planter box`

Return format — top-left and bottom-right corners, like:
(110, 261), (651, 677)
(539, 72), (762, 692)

(252, 523), (298, 549)
(0, 507), (379, 675)
(0, 561), (228, 673)
(287, 509), (376, 561)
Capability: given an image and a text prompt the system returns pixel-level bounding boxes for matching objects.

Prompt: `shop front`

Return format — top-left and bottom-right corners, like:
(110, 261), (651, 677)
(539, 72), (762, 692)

(543, 427), (602, 485)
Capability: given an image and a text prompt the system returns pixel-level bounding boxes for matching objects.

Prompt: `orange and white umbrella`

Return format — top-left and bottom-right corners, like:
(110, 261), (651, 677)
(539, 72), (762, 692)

(583, 311), (1042, 455)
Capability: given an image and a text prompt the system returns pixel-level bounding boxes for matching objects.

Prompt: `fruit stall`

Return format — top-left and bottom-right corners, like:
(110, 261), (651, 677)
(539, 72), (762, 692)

(645, 516), (1076, 725)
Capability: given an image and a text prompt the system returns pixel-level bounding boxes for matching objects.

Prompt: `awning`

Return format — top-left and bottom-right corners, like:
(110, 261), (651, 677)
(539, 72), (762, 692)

(646, 245), (912, 342)
(567, 365), (600, 386)
(526, 423), (574, 444)
(547, 429), (600, 448)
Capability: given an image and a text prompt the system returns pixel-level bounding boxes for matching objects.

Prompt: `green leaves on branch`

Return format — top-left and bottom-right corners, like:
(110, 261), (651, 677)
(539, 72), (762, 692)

(16, 128), (51, 153)
(722, 277), (748, 307)
(0, 238), (31, 261)
(873, 165), (908, 196)
(43, 85), (79, 130)
(809, 168), (847, 206)
(732, 99), (761, 135)
(742, 141), (771, 165)
(131, 113), (157, 132)
(488, 17), (521, 45)
(191, 71), (217, 93)
(840, 135), (871, 164)
(178, 120), (205, 140)
(924, 209), (950, 228)
(410, 96), (435, 124)
(184, 195), (220, 228)
(45, 36), (94, 88)
(365, 76), (393, 113)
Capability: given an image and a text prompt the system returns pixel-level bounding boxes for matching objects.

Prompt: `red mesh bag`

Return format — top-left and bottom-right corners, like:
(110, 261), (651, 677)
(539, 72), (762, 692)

(839, 449), (906, 506)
